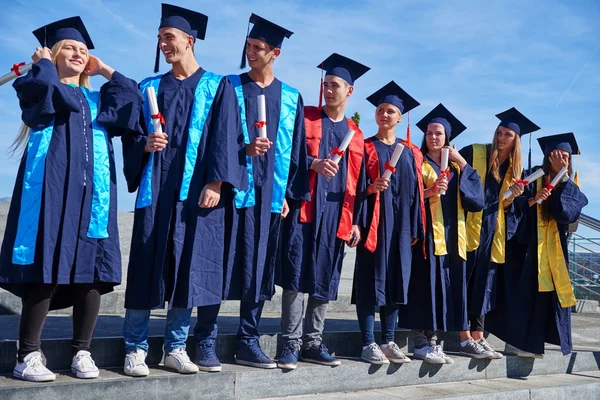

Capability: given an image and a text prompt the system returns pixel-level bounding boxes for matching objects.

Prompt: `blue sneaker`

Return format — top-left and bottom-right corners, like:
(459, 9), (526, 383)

(300, 343), (341, 366)
(235, 339), (276, 369)
(194, 340), (222, 372)
(277, 343), (300, 370)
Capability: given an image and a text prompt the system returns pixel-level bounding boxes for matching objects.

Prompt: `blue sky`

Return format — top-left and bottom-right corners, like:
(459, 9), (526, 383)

(1, 0), (599, 237)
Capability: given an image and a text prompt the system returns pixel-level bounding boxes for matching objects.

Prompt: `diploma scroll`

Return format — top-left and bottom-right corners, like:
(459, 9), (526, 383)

(382, 143), (405, 179)
(536, 167), (568, 204)
(439, 147), (449, 195)
(0, 62), (33, 87)
(146, 86), (164, 137)
(257, 94), (267, 138)
(330, 129), (355, 165)
(502, 169), (545, 199)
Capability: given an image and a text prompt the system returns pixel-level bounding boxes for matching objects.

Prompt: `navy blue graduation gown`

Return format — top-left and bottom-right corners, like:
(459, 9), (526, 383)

(459, 144), (522, 317)
(223, 74), (309, 303)
(122, 68), (245, 310)
(398, 157), (484, 331)
(276, 111), (365, 301)
(0, 59), (140, 308)
(352, 137), (423, 307)
(487, 174), (588, 354)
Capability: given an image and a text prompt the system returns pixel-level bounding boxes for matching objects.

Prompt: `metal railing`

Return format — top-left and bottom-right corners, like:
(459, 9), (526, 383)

(569, 213), (600, 300)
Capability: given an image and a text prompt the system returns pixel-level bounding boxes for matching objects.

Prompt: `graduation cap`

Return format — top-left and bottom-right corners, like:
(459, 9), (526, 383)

(416, 103), (466, 142)
(32, 16), (94, 50)
(366, 81), (420, 115)
(317, 53), (370, 86)
(495, 107), (540, 136)
(155, 3), (208, 73)
(537, 132), (580, 156)
(240, 14), (293, 69)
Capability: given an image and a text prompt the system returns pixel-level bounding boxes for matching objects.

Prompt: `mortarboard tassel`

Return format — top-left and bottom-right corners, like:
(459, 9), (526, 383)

(527, 131), (532, 175)
(239, 21), (251, 69)
(154, 42), (160, 73)
(405, 111), (411, 144)
(318, 62), (324, 109)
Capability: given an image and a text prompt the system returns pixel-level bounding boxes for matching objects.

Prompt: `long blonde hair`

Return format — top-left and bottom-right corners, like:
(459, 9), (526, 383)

(487, 127), (523, 182)
(10, 40), (91, 155)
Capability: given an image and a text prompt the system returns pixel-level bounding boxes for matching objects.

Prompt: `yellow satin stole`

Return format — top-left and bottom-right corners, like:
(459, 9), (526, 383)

(422, 161), (467, 260)
(536, 178), (577, 308)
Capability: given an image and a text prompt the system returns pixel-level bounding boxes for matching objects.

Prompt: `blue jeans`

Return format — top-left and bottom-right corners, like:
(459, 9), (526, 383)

(123, 307), (192, 354)
(356, 303), (399, 346)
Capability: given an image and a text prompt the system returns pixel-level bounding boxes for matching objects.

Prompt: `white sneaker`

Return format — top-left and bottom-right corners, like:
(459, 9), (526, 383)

(381, 342), (411, 364)
(360, 343), (390, 365)
(504, 343), (536, 358)
(432, 345), (454, 365)
(164, 348), (199, 374)
(13, 351), (56, 382)
(71, 350), (99, 379)
(413, 345), (445, 364)
(124, 349), (150, 377)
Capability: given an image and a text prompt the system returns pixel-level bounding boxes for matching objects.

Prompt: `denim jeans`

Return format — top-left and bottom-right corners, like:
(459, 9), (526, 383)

(123, 307), (192, 354)
(356, 303), (399, 346)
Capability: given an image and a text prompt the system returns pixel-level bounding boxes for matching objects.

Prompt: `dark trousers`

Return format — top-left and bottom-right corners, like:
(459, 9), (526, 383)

(469, 314), (485, 332)
(18, 284), (101, 362)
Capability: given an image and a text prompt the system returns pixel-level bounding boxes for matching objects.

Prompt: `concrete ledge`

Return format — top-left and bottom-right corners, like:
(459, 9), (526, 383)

(574, 299), (600, 314)
(1, 354), (599, 400)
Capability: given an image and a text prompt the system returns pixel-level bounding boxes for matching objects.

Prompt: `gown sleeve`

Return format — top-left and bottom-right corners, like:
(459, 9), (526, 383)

(408, 152), (425, 240)
(204, 77), (247, 191)
(285, 94), (310, 201)
(549, 180), (588, 225)
(459, 163), (485, 212)
(13, 58), (79, 129)
(121, 110), (149, 193)
(97, 71), (144, 137)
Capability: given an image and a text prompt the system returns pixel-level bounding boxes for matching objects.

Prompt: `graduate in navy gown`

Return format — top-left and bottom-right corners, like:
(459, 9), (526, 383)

(458, 108), (539, 358)
(221, 14), (309, 369)
(121, 4), (245, 376)
(353, 82), (422, 365)
(276, 54), (368, 369)
(0, 17), (141, 382)
(487, 133), (587, 357)
(399, 104), (490, 363)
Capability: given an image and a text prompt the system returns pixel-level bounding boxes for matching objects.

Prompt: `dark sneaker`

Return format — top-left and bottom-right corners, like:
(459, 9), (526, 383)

(478, 338), (504, 359)
(460, 338), (494, 359)
(194, 340), (222, 372)
(277, 343), (300, 370)
(300, 343), (341, 366)
(235, 339), (276, 369)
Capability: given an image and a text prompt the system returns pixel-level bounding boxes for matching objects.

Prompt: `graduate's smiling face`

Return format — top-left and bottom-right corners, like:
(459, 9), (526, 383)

(375, 103), (402, 129)
(54, 40), (89, 76)
(425, 123), (447, 152)
(322, 75), (353, 107)
(245, 38), (280, 69)
(158, 27), (194, 64)
(495, 125), (518, 152)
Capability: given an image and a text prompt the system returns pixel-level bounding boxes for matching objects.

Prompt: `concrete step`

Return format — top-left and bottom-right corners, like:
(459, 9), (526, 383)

(0, 352), (599, 400)
(0, 312), (599, 375)
(263, 371), (600, 400)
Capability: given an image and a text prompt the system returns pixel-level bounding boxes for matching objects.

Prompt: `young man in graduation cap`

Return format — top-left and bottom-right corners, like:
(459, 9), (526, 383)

(458, 107), (539, 359)
(218, 14), (309, 369)
(121, 3), (246, 376)
(276, 54), (368, 369)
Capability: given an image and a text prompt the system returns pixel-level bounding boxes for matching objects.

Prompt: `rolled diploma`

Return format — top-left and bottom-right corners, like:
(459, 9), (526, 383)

(257, 94), (267, 138)
(0, 63), (33, 87)
(502, 168), (545, 199)
(146, 86), (164, 136)
(330, 129), (355, 165)
(536, 167), (568, 204)
(382, 142), (405, 179)
(439, 147), (449, 195)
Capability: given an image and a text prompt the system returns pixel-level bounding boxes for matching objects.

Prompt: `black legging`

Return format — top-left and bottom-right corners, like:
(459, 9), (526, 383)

(469, 313), (485, 332)
(18, 284), (101, 362)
